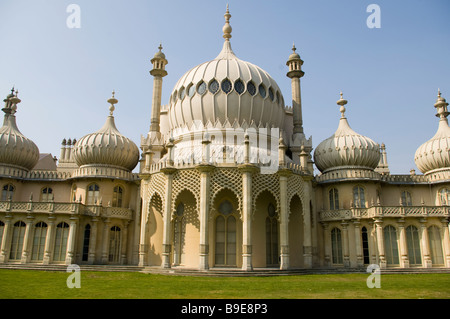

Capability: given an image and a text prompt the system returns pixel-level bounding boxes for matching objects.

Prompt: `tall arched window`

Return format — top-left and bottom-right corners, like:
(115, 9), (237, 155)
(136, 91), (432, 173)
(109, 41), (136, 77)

(215, 200), (236, 266)
(87, 184), (100, 205)
(406, 225), (421, 265)
(40, 187), (53, 202)
(439, 188), (450, 205)
(428, 226), (444, 265)
(265, 203), (278, 266)
(173, 202), (185, 265)
(112, 186), (123, 208)
(53, 222), (69, 262)
(329, 188), (339, 210)
(82, 224), (91, 262)
(384, 225), (399, 265)
(2, 184), (15, 201)
(401, 191), (412, 206)
(109, 226), (121, 263)
(31, 222), (47, 261)
(10, 221), (26, 260)
(353, 186), (365, 208)
(361, 226), (370, 264)
(331, 227), (343, 264)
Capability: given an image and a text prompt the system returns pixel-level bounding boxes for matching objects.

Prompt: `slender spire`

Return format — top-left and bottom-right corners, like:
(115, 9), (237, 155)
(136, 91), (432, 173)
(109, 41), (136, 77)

(107, 90), (118, 116)
(337, 91), (348, 118)
(434, 88), (449, 119)
(223, 4), (232, 41)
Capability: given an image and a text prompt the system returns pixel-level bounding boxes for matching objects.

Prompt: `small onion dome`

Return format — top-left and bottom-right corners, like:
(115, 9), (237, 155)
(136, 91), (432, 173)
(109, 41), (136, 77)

(0, 89), (40, 171)
(313, 93), (380, 173)
(153, 43), (166, 60)
(73, 92), (139, 172)
(287, 42), (301, 63)
(414, 90), (450, 174)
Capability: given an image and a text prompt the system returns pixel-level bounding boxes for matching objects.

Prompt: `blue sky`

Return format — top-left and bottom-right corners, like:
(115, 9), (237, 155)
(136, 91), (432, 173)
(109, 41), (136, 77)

(0, 0), (449, 174)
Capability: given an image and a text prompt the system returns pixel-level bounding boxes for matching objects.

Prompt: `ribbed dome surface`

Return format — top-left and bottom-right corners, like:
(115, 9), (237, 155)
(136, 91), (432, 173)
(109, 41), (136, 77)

(168, 37), (286, 131)
(313, 96), (380, 173)
(73, 115), (139, 172)
(0, 113), (40, 171)
(414, 91), (450, 174)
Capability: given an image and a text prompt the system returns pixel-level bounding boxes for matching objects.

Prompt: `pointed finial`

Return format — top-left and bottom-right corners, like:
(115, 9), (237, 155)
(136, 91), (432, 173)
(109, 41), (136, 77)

(158, 43), (163, 52)
(107, 90), (118, 116)
(337, 91), (348, 118)
(292, 42), (296, 53)
(434, 88), (449, 119)
(223, 4), (232, 41)
(438, 88), (441, 97)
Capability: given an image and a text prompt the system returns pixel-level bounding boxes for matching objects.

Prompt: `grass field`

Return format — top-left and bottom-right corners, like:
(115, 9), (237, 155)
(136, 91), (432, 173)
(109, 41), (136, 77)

(0, 269), (449, 299)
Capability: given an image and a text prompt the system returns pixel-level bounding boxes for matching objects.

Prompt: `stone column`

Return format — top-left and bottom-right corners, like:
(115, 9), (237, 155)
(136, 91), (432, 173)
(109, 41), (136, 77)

(398, 218), (409, 268)
(279, 169), (291, 270)
(341, 221), (350, 267)
(138, 180), (149, 267)
(420, 218), (432, 268)
(42, 216), (55, 265)
(322, 222), (331, 267)
(20, 216), (34, 264)
(374, 218), (386, 268)
(303, 182), (312, 268)
(161, 167), (176, 269)
(239, 164), (258, 271)
(120, 221), (129, 265)
(65, 216), (78, 265)
(0, 215), (12, 263)
(196, 164), (214, 270)
(101, 218), (110, 264)
(88, 217), (98, 265)
(441, 218), (450, 267)
(368, 221), (377, 265)
(353, 220), (363, 268)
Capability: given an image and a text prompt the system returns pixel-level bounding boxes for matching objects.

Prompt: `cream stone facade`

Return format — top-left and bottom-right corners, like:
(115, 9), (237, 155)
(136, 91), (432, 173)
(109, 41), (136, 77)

(0, 8), (449, 272)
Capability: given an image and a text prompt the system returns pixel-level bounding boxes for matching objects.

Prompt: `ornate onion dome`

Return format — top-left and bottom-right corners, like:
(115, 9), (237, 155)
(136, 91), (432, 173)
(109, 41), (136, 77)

(167, 6), (286, 131)
(0, 88), (40, 171)
(313, 93), (380, 173)
(414, 90), (450, 174)
(73, 92), (140, 172)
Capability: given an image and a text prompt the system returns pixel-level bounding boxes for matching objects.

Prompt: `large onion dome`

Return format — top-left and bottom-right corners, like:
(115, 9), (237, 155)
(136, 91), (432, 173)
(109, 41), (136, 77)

(167, 7), (286, 132)
(313, 93), (380, 173)
(414, 90), (450, 174)
(73, 92), (139, 172)
(0, 89), (40, 172)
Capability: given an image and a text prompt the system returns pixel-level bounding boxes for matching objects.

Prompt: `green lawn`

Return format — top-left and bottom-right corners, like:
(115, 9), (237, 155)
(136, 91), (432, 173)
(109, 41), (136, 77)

(0, 269), (449, 299)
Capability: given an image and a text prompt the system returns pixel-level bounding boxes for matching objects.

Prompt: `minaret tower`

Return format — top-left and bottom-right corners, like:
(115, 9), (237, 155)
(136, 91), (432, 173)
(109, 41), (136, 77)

(286, 43), (305, 135)
(149, 44), (168, 133)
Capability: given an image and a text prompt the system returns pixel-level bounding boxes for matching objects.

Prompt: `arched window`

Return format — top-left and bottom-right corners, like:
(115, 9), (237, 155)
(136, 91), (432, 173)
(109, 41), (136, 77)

(215, 200), (236, 266)
(265, 203), (278, 266)
(329, 188), (339, 210)
(353, 186), (365, 208)
(109, 226), (121, 263)
(428, 226), (444, 265)
(53, 222), (69, 262)
(361, 226), (370, 264)
(173, 202), (185, 265)
(87, 184), (100, 205)
(112, 186), (123, 208)
(401, 191), (412, 206)
(82, 224), (91, 262)
(384, 225), (399, 265)
(31, 222), (47, 261)
(10, 221), (26, 260)
(406, 225), (421, 265)
(2, 184), (15, 201)
(439, 188), (450, 205)
(331, 228), (343, 264)
(40, 187), (53, 202)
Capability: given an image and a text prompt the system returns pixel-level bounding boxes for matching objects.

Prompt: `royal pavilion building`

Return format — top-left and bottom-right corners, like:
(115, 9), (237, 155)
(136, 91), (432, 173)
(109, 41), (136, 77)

(0, 8), (449, 272)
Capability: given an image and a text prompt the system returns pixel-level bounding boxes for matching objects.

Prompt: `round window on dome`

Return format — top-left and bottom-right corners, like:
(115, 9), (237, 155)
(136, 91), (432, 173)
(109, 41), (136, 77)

(235, 79), (245, 95)
(269, 88), (274, 101)
(173, 90), (178, 103)
(209, 80), (219, 94)
(247, 81), (256, 96)
(197, 81), (207, 95)
(221, 79), (232, 94)
(187, 84), (195, 97)
(259, 84), (266, 98)
(179, 87), (186, 100)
